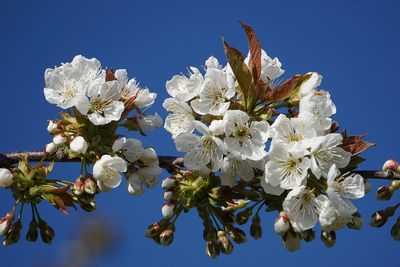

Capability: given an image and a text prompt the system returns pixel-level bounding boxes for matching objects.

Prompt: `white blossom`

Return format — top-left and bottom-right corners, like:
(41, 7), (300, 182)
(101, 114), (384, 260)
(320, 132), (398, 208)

(283, 185), (330, 231)
(309, 134), (351, 179)
(0, 168), (13, 188)
(112, 137), (144, 163)
(162, 203), (175, 219)
(220, 153), (263, 187)
(244, 49), (284, 82)
(265, 143), (310, 189)
(44, 55), (101, 112)
(224, 110), (269, 161)
(260, 176), (285, 196)
(53, 134), (67, 145)
(140, 148), (159, 166)
(163, 98), (195, 139)
(166, 67), (203, 101)
(138, 112), (163, 131)
(47, 120), (61, 134)
(93, 155), (127, 189)
(115, 69), (157, 108)
(69, 136), (88, 154)
(191, 57), (235, 116)
(45, 142), (58, 155)
(175, 121), (225, 172)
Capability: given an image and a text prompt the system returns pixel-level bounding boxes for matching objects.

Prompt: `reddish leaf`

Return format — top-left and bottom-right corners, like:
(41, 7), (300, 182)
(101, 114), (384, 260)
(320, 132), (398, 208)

(264, 74), (311, 102)
(240, 22), (261, 86)
(105, 68), (117, 82)
(342, 132), (375, 156)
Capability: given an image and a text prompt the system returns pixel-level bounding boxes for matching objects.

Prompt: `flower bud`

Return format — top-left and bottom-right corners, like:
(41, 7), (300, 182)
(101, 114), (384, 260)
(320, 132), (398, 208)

(250, 214), (262, 240)
(45, 142), (58, 155)
(0, 168), (14, 188)
(70, 136), (88, 154)
(159, 224), (175, 246)
(226, 226), (247, 244)
(376, 185), (392, 201)
(206, 240), (220, 259)
(0, 213), (14, 235)
(364, 180), (371, 194)
(382, 159), (399, 172)
(321, 231), (336, 248)
(26, 219), (38, 242)
(236, 207), (252, 225)
(38, 220), (55, 244)
(161, 177), (177, 190)
(274, 211), (290, 235)
(47, 120), (61, 134)
(301, 229), (315, 242)
(347, 212), (363, 230)
(370, 207), (395, 228)
(3, 220), (22, 246)
(391, 217), (400, 241)
(53, 134), (67, 145)
(282, 231), (301, 252)
(140, 148), (159, 166)
(73, 178), (85, 196)
(145, 221), (167, 238)
(84, 177), (97, 195)
(217, 231), (234, 255)
(163, 191), (173, 201)
(161, 203), (175, 219)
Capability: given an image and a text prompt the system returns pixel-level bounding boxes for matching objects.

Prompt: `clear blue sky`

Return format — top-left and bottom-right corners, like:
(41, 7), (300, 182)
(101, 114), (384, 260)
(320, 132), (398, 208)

(0, 0), (399, 266)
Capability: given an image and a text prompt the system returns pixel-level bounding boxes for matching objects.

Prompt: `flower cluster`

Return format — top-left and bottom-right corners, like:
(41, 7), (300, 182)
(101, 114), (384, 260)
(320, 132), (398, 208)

(158, 23), (373, 255)
(44, 55), (162, 194)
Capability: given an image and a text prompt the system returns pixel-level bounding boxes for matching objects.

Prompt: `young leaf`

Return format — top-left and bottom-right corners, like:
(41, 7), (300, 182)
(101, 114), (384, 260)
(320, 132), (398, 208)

(240, 22), (261, 86)
(264, 74), (311, 102)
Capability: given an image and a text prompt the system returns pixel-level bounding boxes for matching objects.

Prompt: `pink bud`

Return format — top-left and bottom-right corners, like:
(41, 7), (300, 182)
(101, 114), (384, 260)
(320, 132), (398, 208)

(274, 211), (290, 235)
(0, 213), (14, 235)
(382, 160), (399, 172)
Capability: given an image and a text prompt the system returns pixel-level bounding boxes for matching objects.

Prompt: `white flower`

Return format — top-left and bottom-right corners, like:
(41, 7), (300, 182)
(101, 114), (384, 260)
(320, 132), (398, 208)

(163, 98), (195, 139)
(224, 110), (270, 161)
(327, 165), (365, 199)
(45, 142), (58, 155)
(162, 177), (177, 189)
(53, 134), (67, 145)
(127, 166), (162, 196)
(112, 137), (144, 163)
(283, 185), (330, 231)
(260, 177), (285, 196)
(138, 112), (163, 131)
(44, 55), (101, 112)
(175, 121), (225, 172)
(84, 80), (124, 125)
(299, 90), (336, 133)
(309, 133), (352, 179)
(269, 114), (316, 149)
(166, 67), (203, 101)
(265, 143), (310, 189)
(140, 148), (159, 166)
(0, 168), (13, 188)
(69, 136), (88, 154)
(93, 155), (127, 189)
(244, 49), (284, 82)
(115, 69), (157, 108)
(47, 120), (61, 134)
(127, 173), (144, 196)
(298, 72), (322, 97)
(220, 153), (263, 187)
(191, 57), (235, 116)
(162, 203), (175, 219)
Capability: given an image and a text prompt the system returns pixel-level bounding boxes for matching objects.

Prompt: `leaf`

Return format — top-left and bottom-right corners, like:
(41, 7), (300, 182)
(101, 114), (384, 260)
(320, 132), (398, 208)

(264, 74), (311, 102)
(223, 40), (253, 109)
(105, 68), (117, 81)
(240, 22), (261, 86)
(341, 132), (375, 156)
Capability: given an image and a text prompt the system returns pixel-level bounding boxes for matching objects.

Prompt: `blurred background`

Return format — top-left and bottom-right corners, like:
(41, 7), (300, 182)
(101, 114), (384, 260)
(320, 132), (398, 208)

(0, 0), (399, 266)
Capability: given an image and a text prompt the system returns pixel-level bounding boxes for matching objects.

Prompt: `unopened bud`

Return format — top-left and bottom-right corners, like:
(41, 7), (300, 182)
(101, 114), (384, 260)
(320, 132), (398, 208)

(217, 231), (234, 255)
(250, 214), (262, 240)
(163, 191), (173, 201)
(226, 225), (247, 244)
(274, 211), (290, 235)
(45, 142), (58, 155)
(301, 229), (315, 242)
(0, 168), (14, 188)
(161, 203), (175, 219)
(391, 217), (400, 241)
(370, 207), (395, 228)
(159, 224), (175, 246)
(0, 213), (14, 235)
(38, 220), (55, 244)
(84, 177), (96, 195)
(53, 134), (67, 145)
(236, 207), (252, 225)
(3, 220), (22, 246)
(73, 178), (84, 196)
(321, 231), (336, 248)
(140, 148), (159, 166)
(161, 177), (177, 190)
(26, 219), (38, 242)
(382, 159), (399, 172)
(47, 120), (61, 134)
(70, 136), (89, 154)
(376, 185), (392, 201)
(206, 240), (220, 259)
(347, 212), (363, 230)
(282, 231), (301, 252)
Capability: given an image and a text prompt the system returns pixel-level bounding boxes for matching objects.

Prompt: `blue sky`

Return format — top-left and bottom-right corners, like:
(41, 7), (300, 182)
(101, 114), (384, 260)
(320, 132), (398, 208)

(0, 0), (399, 266)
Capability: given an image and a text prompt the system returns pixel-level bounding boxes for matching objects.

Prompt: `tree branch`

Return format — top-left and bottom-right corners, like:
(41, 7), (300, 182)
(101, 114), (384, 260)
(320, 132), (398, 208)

(0, 150), (184, 171)
(353, 170), (400, 181)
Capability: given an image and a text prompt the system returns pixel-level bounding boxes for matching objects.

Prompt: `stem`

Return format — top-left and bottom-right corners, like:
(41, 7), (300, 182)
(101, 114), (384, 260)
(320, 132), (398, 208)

(354, 170), (400, 181)
(33, 205), (42, 221)
(18, 203), (25, 219)
(207, 205), (223, 231)
(31, 203), (37, 221)
(171, 206), (183, 224)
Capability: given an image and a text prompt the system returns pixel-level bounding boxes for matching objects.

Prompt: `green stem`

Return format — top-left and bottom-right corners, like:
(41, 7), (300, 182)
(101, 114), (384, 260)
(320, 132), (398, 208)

(31, 203), (37, 221)
(171, 206), (183, 224)
(207, 205), (223, 231)
(18, 203), (25, 219)
(33, 205), (42, 221)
